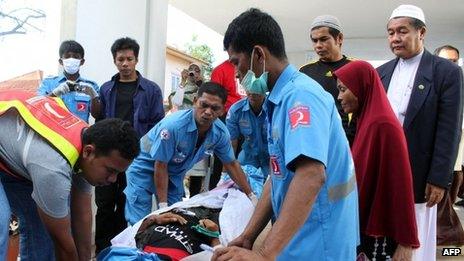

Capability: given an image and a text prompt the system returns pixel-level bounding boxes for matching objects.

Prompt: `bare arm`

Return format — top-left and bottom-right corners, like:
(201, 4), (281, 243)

(90, 97), (101, 120)
(213, 158), (325, 260)
(154, 161), (169, 204)
(231, 139), (238, 155)
(258, 158), (325, 258)
(37, 208), (79, 261)
(70, 186), (92, 261)
(223, 160), (252, 195)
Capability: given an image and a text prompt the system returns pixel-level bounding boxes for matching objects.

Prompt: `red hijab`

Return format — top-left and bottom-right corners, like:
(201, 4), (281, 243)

(334, 60), (419, 247)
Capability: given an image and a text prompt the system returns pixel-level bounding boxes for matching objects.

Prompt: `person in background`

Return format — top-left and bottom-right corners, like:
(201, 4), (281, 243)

(299, 15), (356, 146)
(37, 40), (99, 122)
(335, 60), (419, 260)
(93, 37), (165, 254)
(169, 63), (208, 197)
(377, 5), (463, 259)
(209, 53), (246, 190)
(226, 88), (269, 181)
(169, 63), (204, 110)
(433, 44), (464, 246)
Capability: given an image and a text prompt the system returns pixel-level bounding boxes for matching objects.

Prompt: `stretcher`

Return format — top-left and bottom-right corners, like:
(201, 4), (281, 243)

(99, 166), (264, 261)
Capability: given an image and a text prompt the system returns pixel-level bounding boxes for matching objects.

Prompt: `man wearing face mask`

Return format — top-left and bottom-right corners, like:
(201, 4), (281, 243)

(213, 9), (358, 260)
(37, 40), (99, 122)
(226, 55), (269, 181)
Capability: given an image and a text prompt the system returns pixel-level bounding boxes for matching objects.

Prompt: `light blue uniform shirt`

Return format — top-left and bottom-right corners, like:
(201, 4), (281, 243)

(266, 65), (359, 260)
(226, 98), (269, 179)
(37, 74), (99, 122)
(124, 109), (235, 224)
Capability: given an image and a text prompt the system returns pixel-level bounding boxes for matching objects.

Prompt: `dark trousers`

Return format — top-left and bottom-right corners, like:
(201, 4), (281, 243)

(95, 172), (127, 254)
(208, 115), (244, 190)
(189, 176), (203, 197)
(208, 115), (226, 190)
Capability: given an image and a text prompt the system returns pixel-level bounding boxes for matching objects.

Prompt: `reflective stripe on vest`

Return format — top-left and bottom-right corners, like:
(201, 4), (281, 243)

(328, 172), (357, 202)
(0, 91), (87, 168)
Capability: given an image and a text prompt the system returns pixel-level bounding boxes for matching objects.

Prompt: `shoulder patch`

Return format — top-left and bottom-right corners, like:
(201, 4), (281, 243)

(160, 129), (170, 140)
(289, 105), (310, 129)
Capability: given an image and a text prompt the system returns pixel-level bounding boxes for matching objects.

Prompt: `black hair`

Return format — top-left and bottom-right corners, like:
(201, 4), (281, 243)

(59, 40), (84, 58)
(223, 8), (287, 59)
(434, 45), (460, 57)
(409, 17), (426, 30)
(111, 37), (140, 60)
(310, 26), (342, 40)
(197, 82), (228, 105)
(82, 118), (140, 160)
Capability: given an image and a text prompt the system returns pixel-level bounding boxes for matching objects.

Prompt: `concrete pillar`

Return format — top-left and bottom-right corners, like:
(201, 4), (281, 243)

(59, 0), (77, 42)
(144, 0), (168, 95)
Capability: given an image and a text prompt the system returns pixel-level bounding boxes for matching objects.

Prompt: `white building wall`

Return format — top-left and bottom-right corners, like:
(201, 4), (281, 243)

(70, 0), (167, 95)
(61, 0), (169, 249)
(74, 0), (147, 86)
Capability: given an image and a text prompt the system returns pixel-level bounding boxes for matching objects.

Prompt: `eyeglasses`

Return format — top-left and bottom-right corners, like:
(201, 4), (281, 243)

(198, 100), (222, 112)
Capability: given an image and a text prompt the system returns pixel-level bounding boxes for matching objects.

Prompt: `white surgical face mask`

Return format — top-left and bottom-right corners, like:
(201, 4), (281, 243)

(62, 58), (81, 75)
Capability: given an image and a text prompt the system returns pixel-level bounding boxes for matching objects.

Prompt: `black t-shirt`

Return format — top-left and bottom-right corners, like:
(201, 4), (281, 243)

(115, 80), (137, 124)
(300, 56), (356, 146)
(135, 207), (221, 261)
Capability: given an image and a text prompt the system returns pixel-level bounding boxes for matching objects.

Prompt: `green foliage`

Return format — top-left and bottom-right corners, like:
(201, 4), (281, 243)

(185, 35), (214, 79)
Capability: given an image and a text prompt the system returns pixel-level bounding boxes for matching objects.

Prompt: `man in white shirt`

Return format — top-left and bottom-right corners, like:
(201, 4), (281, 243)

(377, 5), (463, 260)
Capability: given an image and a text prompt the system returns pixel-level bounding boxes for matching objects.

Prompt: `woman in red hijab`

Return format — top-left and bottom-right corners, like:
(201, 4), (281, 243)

(334, 60), (419, 260)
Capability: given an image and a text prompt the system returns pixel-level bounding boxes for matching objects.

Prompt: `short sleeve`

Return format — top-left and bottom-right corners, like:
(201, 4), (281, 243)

(210, 66), (223, 84)
(72, 173), (92, 194)
(149, 124), (176, 163)
(27, 155), (73, 218)
(226, 107), (240, 140)
(214, 128), (235, 164)
(283, 92), (331, 168)
(37, 79), (53, 96)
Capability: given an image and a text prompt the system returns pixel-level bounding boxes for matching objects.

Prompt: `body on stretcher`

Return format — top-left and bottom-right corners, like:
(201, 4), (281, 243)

(99, 171), (264, 261)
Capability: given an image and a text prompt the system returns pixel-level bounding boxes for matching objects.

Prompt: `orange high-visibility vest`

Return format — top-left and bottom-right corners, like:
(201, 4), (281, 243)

(0, 91), (88, 174)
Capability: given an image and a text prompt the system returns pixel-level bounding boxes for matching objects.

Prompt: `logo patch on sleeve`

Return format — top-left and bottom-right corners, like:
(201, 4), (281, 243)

(77, 102), (87, 112)
(160, 129), (170, 140)
(289, 105), (310, 129)
(270, 156), (282, 177)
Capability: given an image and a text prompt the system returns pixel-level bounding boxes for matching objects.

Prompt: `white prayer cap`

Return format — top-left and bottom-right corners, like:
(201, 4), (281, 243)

(311, 15), (342, 32)
(389, 4), (426, 25)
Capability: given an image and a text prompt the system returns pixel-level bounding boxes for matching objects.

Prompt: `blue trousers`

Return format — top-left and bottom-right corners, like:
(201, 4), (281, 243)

(0, 173), (55, 261)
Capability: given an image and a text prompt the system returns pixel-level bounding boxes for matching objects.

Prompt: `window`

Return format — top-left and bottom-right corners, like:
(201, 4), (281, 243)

(171, 72), (181, 93)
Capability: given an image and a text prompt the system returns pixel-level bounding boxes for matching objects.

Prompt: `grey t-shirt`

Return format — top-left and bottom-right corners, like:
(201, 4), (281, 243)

(0, 109), (91, 218)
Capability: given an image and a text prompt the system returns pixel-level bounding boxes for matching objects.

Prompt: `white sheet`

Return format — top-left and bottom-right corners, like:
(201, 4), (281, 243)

(110, 187), (254, 250)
